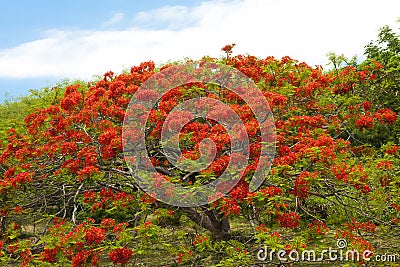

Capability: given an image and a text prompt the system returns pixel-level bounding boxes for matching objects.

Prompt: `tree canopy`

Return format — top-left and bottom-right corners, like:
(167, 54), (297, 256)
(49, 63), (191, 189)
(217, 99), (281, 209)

(0, 25), (400, 267)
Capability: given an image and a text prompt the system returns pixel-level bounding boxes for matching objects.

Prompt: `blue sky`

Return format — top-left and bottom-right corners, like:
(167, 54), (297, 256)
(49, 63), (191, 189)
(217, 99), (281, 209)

(0, 0), (399, 103)
(0, 0), (203, 102)
(0, 0), (203, 49)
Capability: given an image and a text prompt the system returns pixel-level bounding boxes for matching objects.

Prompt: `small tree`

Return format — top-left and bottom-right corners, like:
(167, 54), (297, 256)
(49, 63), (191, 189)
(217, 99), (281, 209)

(363, 23), (400, 113)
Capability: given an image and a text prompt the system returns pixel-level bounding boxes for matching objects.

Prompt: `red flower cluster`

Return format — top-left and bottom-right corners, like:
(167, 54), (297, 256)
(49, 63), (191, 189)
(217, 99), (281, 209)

(335, 231), (374, 253)
(177, 247), (193, 264)
(377, 160), (393, 170)
(330, 163), (368, 184)
(362, 101), (372, 111)
(391, 203), (400, 212)
(275, 212), (300, 229)
(255, 224), (269, 233)
(60, 85), (83, 112)
(375, 108), (397, 124)
(113, 222), (129, 234)
(41, 246), (58, 263)
(218, 197), (241, 216)
(307, 220), (329, 236)
(109, 247), (133, 264)
(386, 145), (399, 155)
(192, 235), (207, 245)
(258, 186), (283, 198)
(71, 250), (96, 267)
(84, 227), (106, 245)
(351, 236), (374, 252)
(136, 89), (160, 102)
(274, 145), (297, 166)
(221, 43), (236, 57)
(293, 171), (317, 199)
(356, 115), (374, 130)
(345, 218), (376, 233)
(87, 188), (135, 212)
(141, 193), (156, 204)
(229, 180), (249, 201)
(83, 190), (97, 204)
(100, 218), (116, 230)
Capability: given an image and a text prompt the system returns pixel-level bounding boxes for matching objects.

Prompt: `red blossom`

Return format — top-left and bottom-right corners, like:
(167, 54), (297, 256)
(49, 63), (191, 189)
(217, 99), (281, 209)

(100, 218), (116, 229)
(356, 115), (374, 130)
(255, 224), (268, 233)
(219, 197), (241, 216)
(345, 218), (376, 233)
(375, 108), (397, 124)
(192, 234), (207, 245)
(8, 243), (19, 254)
(386, 145), (399, 155)
(41, 247), (59, 263)
(270, 231), (281, 239)
(141, 193), (156, 204)
(78, 166), (100, 181)
(362, 101), (372, 111)
(136, 89), (160, 102)
(83, 190), (97, 204)
(177, 252), (184, 264)
(275, 212), (300, 229)
(84, 226), (106, 245)
(259, 186), (283, 198)
(229, 180), (249, 201)
(377, 160), (393, 170)
(308, 220), (329, 236)
(72, 250), (92, 267)
(13, 206), (23, 214)
(362, 184), (371, 194)
(221, 43), (236, 57)
(109, 247), (133, 264)
(113, 222), (128, 234)
(293, 171), (317, 199)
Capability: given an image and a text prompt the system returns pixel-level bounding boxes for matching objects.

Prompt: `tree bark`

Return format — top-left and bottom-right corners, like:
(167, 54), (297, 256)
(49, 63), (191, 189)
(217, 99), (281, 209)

(182, 206), (231, 241)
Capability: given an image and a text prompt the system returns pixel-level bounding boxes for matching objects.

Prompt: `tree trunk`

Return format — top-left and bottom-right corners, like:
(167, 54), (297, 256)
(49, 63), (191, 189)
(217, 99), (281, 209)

(183, 206), (231, 241)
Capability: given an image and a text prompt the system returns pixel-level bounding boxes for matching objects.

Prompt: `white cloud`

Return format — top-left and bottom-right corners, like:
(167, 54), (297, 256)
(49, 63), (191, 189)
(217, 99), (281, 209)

(134, 5), (200, 30)
(103, 12), (125, 27)
(0, 0), (399, 80)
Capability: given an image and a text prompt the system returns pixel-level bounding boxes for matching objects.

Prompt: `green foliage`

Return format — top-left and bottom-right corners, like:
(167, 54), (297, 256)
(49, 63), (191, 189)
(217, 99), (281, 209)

(362, 24), (400, 113)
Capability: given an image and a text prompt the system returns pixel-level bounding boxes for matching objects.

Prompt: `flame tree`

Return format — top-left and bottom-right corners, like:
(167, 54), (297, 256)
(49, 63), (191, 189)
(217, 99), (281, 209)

(0, 42), (399, 266)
